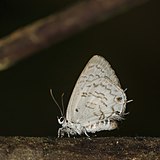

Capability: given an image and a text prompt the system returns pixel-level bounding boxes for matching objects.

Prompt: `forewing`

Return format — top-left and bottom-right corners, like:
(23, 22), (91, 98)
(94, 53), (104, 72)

(66, 55), (123, 122)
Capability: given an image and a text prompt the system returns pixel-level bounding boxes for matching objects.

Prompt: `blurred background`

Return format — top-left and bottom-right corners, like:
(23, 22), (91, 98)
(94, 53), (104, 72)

(0, 0), (159, 137)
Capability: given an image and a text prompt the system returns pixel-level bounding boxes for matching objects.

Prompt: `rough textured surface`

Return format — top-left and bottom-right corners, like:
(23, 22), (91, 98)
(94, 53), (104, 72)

(0, 136), (159, 160)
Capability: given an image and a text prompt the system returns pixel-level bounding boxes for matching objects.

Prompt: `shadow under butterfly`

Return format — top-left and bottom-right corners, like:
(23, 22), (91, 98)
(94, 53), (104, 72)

(50, 55), (132, 138)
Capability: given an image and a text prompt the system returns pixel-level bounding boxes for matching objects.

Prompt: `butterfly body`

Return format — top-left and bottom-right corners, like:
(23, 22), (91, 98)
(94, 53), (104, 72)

(57, 55), (128, 137)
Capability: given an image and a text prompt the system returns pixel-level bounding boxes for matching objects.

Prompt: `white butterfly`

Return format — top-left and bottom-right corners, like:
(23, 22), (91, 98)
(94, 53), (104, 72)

(51, 55), (132, 137)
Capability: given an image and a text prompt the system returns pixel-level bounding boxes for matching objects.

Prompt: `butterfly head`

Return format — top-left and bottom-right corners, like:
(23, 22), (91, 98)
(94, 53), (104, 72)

(57, 116), (65, 124)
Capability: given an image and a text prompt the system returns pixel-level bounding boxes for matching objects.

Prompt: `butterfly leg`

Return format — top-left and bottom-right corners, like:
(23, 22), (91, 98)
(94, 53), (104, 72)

(57, 128), (61, 138)
(84, 130), (91, 140)
(67, 131), (70, 137)
(58, 128), (65, 138)
(82, 127), (90, 137)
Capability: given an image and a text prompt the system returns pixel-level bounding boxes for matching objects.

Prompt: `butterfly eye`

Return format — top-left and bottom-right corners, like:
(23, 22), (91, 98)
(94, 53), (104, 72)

(58, 117), (65, 124)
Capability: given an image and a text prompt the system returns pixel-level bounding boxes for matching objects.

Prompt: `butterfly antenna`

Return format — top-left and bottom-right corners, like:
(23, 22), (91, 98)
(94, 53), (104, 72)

(61, 93), (65, 115)
(50, 89), (63, 117)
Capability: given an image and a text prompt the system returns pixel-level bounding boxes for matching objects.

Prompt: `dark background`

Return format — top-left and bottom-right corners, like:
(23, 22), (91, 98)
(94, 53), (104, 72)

(0, 0), (159, 137)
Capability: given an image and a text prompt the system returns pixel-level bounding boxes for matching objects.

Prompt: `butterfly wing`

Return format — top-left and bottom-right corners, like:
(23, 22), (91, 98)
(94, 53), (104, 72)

(66, 55), (126, 125)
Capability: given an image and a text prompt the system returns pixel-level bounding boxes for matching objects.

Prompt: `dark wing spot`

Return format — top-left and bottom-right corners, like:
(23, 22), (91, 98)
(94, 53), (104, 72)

(116, 97), (122, 102)
(115, 111), (120, 115)
(75, 108), (78, 112)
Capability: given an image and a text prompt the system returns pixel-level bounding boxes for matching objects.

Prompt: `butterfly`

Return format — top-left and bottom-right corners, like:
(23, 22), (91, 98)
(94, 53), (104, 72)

(51, 55), (132, 137)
